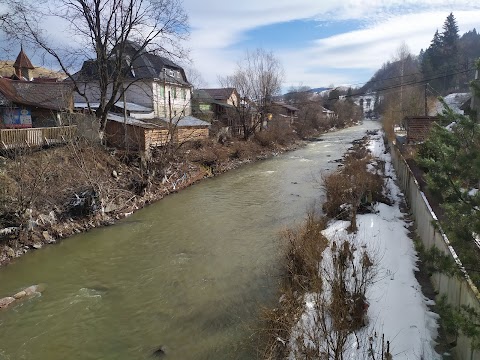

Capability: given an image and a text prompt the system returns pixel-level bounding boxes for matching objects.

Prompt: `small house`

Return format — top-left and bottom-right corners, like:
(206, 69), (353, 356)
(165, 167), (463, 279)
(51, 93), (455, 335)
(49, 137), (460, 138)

(105, 113), (169, 153)
(104, 113), (209, 155)
(0, 49), (76, 149)
(405, 116), (438, 144)
(268, 102), (299, 128)
(73, 41), (192, 120)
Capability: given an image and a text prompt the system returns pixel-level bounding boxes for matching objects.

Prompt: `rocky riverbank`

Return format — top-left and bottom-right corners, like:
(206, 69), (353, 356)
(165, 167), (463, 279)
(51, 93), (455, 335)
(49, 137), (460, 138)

(0, 131), (305, 267)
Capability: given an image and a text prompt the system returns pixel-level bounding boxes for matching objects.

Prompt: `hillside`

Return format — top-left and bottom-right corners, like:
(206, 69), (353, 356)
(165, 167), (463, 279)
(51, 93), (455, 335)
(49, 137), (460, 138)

(0, 60), (65, 79)
(361, 15), (480, 96)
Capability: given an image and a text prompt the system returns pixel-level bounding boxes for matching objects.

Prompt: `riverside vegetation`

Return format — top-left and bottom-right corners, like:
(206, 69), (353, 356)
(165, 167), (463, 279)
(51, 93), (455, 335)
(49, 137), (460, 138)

(0, 114), (359, 266)
(258, 133), (390, 359)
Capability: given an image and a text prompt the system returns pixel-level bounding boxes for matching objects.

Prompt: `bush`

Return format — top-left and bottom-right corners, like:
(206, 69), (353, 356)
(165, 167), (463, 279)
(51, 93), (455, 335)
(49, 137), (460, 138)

(322, 156), (383, 231)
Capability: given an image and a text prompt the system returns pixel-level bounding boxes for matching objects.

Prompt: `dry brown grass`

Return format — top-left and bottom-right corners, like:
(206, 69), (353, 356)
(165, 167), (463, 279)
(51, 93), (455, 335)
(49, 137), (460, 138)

(259, 211), (328, 359)
(322, 156), (383, 231)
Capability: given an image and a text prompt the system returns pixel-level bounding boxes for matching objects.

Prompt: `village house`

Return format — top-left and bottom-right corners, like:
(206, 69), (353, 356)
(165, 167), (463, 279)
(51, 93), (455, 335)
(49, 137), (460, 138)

(72, 41), (192, 120)
(192, 88), (239, 122)
(0, 49), (76, 149)
(354, 92), (378, 118)
(71, 41), (210, 150)
(404, 116), (439, 144)
(192, 87), (260, 137)
(268, 101), (299, 128)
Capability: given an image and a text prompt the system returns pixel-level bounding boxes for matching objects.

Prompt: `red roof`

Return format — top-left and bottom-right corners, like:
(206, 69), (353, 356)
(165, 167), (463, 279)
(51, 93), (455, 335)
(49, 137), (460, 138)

(0, 78), (72, 111)
(13, 49), (34, 70)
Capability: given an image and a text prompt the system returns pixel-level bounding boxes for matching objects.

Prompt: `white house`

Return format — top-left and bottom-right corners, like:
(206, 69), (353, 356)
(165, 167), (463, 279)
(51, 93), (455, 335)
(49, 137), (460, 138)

(354, 93), (378, 117)
(72, 41), (192, 120)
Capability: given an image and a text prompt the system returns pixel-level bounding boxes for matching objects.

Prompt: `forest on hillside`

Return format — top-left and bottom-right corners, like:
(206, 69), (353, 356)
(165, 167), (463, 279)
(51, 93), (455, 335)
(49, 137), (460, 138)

(361, 13), (480, 97)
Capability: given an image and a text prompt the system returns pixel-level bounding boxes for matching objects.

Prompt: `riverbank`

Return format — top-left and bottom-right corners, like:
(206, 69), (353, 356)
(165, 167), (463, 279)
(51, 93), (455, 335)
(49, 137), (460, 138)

(260, 130), (440, 359)
(0, 124), (363, 267)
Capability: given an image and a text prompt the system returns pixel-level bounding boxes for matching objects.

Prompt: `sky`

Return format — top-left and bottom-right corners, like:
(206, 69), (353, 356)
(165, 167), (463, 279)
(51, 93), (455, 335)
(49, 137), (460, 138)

(2, 0), (480, 91)
(180, 0), (480, 90)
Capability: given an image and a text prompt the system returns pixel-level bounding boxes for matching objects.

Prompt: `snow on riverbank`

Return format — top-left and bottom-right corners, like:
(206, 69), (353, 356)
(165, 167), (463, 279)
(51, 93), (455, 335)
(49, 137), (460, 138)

(292, 131), (440, 359)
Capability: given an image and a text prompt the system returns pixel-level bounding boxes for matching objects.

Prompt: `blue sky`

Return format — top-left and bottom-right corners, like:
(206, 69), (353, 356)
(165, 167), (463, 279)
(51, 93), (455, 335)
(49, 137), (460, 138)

(181, 0), (480, 90)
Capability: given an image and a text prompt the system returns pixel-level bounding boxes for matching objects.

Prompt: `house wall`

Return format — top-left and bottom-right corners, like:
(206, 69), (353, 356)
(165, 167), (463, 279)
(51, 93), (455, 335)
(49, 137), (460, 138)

(406, 118), (436, 143)
(31, 108), (61, 128)
(152, 82), (191, 119)
(175, 126), (209, 143)
(76, 80), (192, 121)
(226, 92), (239, 106)
(66, 113), (101, 143)
(105, 121), (147, 151)
(145, 127), (170, 148)
(75, 80), (154, 109)
(124, 81), (154, 109)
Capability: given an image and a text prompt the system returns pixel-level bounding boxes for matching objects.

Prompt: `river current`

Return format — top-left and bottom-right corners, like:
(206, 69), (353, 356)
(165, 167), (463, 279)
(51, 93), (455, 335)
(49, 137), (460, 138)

(0, 121), (379, 360)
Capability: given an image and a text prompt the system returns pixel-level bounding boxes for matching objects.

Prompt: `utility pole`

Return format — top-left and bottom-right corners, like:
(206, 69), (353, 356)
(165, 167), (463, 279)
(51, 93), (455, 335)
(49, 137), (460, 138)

(424, 83), (428, 116)
(471, 67), (480, 123)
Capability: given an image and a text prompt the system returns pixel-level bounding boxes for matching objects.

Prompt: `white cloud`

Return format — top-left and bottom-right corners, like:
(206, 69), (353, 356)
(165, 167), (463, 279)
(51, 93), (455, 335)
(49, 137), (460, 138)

(183, 0), (480, 88)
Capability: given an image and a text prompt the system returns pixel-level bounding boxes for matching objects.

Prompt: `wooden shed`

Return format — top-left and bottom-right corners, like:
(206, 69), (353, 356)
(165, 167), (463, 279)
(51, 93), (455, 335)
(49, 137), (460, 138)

(171, 116), (210, 143)
(405, 116), (438, 144)
(105, 113), (169, 152)
(105, 113), (209, 155)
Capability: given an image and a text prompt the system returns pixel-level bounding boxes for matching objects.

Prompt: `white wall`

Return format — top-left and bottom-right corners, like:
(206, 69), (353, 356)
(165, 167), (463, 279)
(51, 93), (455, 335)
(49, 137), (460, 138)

(152, 82), (191, 119)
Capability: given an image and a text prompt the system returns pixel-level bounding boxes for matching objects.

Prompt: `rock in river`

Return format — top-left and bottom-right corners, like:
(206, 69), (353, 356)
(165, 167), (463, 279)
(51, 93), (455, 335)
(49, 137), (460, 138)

(0, 297), (15, 309)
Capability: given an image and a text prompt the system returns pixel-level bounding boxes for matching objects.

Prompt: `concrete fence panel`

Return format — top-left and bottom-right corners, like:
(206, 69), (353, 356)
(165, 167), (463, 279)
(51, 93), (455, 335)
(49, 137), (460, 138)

(389, 140), (480, 360)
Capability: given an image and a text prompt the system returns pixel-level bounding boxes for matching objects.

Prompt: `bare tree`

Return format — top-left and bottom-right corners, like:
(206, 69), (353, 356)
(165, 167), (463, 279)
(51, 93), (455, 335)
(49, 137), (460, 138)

(220, 48), (283, 139)
(184, 66), (206, 89)
(10, 0), (189, 136)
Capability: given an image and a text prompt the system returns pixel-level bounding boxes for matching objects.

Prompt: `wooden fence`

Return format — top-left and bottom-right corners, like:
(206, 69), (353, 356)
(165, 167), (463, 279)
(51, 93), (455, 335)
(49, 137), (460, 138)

(389, 139), (480, 360)
(0, 126), (77, 150)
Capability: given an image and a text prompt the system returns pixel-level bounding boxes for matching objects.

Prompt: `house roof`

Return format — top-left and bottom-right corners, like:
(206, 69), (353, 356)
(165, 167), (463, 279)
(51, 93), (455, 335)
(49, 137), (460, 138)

(174, 116), (210, 127)
(0, 78), (72, 110)
(144, 115), (210, 128)
(272, 101), (299, 112)
(429, 92), (471, 116)
(198, 88), (236, 101)
(107, 113), (163, 129)
(192, 89), (215, 102)
(74, 101), (153, 113)
(13, 48), (34, 70)
(72, 41), (190, 86)
(107, 113), (209, 129)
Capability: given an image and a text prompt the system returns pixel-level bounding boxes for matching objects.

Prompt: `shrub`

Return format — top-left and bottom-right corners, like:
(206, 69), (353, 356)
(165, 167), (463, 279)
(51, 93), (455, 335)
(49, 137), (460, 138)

(322, 157), (383, 231)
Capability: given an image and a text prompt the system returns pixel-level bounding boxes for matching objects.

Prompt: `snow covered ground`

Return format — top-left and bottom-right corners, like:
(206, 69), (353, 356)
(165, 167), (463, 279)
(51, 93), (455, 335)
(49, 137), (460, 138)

(291, 131), (440, 359)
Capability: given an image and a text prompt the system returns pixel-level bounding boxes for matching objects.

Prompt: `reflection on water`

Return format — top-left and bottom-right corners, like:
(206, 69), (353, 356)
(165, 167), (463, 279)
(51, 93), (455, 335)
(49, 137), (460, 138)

(0, 121), (379, 360)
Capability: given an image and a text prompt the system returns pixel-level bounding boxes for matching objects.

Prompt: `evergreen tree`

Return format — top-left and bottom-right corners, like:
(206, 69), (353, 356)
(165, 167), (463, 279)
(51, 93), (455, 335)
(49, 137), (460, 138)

(417, 60), (480, 284)
(441, 13), (460, 90)
(442, 12), (460, 56)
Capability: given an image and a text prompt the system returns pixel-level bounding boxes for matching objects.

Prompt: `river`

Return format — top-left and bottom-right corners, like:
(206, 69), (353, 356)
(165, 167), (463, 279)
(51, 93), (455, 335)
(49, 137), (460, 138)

(0, 121), (380, 360)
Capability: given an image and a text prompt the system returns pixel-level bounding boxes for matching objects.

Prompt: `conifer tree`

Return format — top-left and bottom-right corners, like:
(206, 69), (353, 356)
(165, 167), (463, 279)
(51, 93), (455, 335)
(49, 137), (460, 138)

(417, 60), (480, 283)
(441, 13), (460, 90)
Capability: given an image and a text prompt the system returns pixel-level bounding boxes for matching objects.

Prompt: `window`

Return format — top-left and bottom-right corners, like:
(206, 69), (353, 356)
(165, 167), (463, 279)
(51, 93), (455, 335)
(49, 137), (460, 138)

(159, 85), (164, 98)
(173, 87), (177, 99)
(182, 88), (186, 100)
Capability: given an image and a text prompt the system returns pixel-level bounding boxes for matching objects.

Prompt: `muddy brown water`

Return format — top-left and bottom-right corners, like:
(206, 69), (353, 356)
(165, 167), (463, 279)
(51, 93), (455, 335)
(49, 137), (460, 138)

(0, 121), (379, 360)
